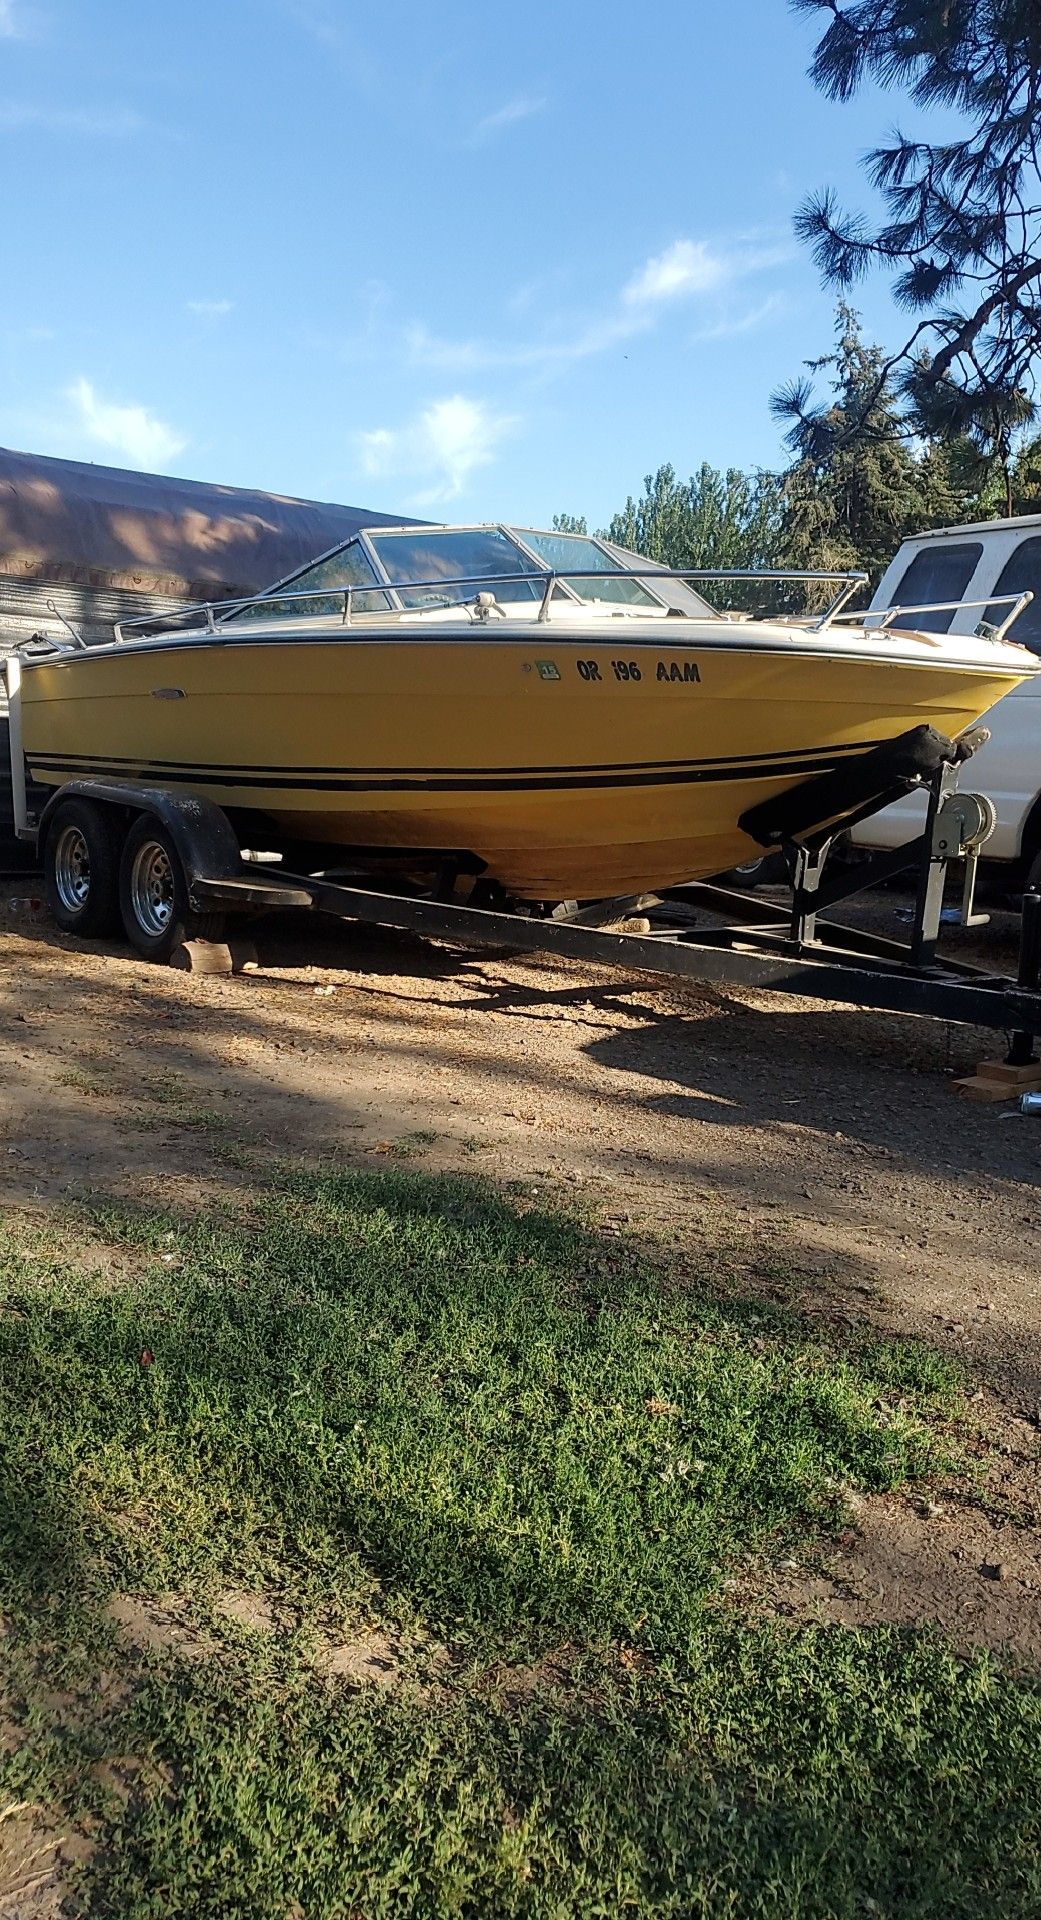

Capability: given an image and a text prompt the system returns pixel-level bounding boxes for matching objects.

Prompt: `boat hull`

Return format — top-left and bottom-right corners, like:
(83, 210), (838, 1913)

(18, 627), (1034, 898)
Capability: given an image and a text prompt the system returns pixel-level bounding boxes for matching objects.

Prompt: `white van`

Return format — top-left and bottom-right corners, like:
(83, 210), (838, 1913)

(852, 515), (1041, 889)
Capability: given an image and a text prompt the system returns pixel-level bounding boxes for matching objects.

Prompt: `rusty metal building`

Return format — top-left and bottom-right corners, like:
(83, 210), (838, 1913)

(0, 445), (410, 866)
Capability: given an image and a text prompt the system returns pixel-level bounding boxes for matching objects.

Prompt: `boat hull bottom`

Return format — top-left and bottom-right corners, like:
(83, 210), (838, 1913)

(27, 776), (775, 899)
(257, 805), (764, 898)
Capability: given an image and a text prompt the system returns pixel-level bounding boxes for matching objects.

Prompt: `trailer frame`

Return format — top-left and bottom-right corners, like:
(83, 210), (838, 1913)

(182, 856), (1041, 1043)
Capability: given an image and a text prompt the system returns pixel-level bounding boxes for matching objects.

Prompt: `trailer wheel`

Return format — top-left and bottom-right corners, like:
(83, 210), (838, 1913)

(119, 816), (226, 963)
(43, 797), (122, 937)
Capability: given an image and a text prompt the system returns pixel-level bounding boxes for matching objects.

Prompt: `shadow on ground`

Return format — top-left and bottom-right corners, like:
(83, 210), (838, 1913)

(2, 1162), (1039, 1920)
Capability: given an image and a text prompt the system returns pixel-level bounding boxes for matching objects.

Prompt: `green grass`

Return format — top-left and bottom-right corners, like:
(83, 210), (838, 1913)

(395, 1127), (440, 1154)
(0, 1166), (1038, 1918)
(56, 1066), (107, 1094)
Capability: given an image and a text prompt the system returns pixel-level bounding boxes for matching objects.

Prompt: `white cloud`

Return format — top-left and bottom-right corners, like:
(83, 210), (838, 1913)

(0, 102), (146, 135)
(407, 313), (638, 376)
(358, 395), (515, 505)
(623, 240), (730, 307)
(2, 322), (56, 344)
(0, 2), (27, 38)
(405, 322), (563, 373)
(186, 298), (233, 319)
(279, 0), (344, 48)
(65, 377), (187, 471)
(471, 94), (547, 143)
(689, 293), (787, 344)
(404, 232), (792, 382)
(278, 0), (381, 91)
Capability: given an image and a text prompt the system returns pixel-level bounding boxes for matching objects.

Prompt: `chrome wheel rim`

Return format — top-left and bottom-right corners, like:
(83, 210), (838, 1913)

(129, 840), (175, 937)
(53, 825), (91, 912)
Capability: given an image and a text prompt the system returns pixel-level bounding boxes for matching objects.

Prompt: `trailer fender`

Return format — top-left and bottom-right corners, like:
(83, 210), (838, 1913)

(37, 780), (243, 905)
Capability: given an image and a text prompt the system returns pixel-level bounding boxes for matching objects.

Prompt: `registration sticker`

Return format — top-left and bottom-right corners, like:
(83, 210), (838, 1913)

(536, 660), (561, 680)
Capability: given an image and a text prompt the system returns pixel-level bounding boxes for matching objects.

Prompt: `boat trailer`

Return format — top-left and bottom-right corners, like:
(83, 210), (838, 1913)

(191, 736), (1039, 1060)
(7, 699), (1041, 1061)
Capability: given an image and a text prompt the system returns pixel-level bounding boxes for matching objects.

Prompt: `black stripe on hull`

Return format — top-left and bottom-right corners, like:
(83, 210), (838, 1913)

(28, 751), (866, 795)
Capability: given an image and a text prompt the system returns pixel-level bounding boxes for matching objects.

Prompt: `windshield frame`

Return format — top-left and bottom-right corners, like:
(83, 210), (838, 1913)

(223, 522), (724, 623)
(221, 530), (401, 620)
(505, 527), (667, 611)
(362, 525), (548, 608)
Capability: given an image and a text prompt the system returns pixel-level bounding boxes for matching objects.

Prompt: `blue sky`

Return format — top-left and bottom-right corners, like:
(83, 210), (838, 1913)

(1, 0), (927, 527)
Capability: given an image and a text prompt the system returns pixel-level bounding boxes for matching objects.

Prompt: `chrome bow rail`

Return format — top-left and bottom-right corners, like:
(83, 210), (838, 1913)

(831, 590), (1033, 644)
(110, 567), (869, 645)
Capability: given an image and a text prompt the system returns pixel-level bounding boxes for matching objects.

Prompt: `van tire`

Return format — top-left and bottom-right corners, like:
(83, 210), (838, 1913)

(713, 851), (787, 889)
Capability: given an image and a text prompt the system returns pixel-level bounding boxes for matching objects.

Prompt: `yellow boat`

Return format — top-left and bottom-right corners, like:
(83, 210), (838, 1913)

(15, 523), (1039, 902)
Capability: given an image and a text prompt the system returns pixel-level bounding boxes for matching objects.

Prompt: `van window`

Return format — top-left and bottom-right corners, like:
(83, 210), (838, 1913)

(886, 542), (983, 632)
(985, 537), (1041, 653)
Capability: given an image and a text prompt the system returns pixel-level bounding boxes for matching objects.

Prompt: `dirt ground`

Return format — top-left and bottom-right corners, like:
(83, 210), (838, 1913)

(1, 888), (1038, 1664)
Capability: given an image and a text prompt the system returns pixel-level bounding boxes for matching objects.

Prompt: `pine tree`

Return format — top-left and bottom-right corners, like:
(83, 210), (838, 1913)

(604, 462), (783, 571)
(776, 305), (930, 584)
(1008, 433), (1041, 514)
(791, 0), (1041, 494)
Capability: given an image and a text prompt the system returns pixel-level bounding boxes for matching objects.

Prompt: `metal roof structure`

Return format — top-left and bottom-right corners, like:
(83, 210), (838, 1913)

(0, 444), (416, 600)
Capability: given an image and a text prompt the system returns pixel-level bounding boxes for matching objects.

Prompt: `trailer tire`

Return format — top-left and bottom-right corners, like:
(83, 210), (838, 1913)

(43, 797), (122, 937)
(119, 816), (226, 963)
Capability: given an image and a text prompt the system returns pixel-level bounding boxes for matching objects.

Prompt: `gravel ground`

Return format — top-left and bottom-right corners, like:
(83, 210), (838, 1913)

(1, 884), (1038, 1662)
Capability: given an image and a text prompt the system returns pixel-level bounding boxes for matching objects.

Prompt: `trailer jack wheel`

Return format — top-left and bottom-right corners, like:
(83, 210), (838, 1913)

(43, 796), (122, 937)
(119, 816), (226, 963)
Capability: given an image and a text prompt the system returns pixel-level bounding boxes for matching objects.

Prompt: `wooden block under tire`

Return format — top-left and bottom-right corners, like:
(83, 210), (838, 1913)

(969, 1057), (1041, 1086)
(227, 938), (259, 973)
(170, 939), (235, 975)
(169, 937), (259, 974)
(954, 1062), (1041, 1101)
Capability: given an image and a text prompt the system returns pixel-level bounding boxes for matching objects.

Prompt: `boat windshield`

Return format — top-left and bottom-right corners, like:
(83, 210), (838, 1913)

(511, 530), (664, 609)
(367, 525), (717, 613)
(595, 538), (717, 616)
(227, 522), (719, 622)
(367, 528), (541, 607)
(231, 539), (391, 620)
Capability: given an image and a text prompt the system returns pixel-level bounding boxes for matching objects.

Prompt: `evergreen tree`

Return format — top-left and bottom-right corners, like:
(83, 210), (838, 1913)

(604, 462), (783, 571)
(776, 305), (927, 583)
(791, 0), (1041, 496)
(1007, 433), (1041, 514)
(776, 304), (994, 589)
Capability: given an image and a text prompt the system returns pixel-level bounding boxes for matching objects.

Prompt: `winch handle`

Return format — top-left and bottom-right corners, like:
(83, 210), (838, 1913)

(952, 725), (991, 763)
